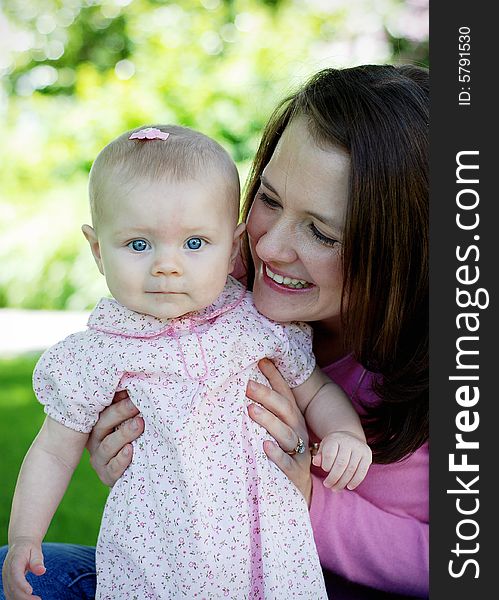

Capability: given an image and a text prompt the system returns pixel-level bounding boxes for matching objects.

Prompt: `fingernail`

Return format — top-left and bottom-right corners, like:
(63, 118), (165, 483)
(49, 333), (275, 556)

(123, 446), (131, 457)
(130, 418), (139, 430)
(247, 380), (255, 392)
(263, 440), (276, 455)
(127, 398), (134, 410)
(250, 403), (261, 414)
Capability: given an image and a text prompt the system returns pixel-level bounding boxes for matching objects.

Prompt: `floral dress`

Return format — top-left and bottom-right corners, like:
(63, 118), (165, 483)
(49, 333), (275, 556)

(34, 276), (327, 599)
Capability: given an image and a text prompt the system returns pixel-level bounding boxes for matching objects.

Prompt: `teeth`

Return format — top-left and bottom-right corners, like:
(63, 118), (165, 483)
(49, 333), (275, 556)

(265, 265), (310, 288)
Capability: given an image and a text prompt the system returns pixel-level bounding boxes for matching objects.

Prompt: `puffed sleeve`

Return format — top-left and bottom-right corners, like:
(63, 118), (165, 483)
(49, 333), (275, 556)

(271, 321), (316, 388)
(33, 331), (122, 433)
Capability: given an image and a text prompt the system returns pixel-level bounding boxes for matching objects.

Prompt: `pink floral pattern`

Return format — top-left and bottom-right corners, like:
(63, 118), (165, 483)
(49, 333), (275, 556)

(33, 276), (327, 599)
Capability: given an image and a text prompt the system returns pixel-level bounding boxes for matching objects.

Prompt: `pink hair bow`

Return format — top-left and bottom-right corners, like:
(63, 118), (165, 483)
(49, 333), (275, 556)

(129, 127), (170, 140)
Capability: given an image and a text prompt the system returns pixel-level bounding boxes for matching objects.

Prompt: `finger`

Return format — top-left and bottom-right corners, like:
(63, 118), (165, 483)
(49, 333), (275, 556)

(104, 443), (135, 482)
(11, 586), (42, 600)
(89, 416), (144, 470)
(112, 389), (130, 403)
(311, 452), (322, 468)
(331, 454), (363, 491)
(28, 547), (45, 576)
(346, 456), (372, 490)
(322, 447), (352, 489)
(247, 402), (308, 455)
(257, 359), (295, 401)
(10, 563), (35, 597)
(263, 440), (313, 505)
(88, 398), (140, 449)
(246, 380), (304, 432)
(263, 440), (302, 478)
(318, 442), (339, 472)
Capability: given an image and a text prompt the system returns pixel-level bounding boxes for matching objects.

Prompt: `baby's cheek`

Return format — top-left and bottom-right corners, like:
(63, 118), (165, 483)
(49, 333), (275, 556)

(196, 272), (228, 307)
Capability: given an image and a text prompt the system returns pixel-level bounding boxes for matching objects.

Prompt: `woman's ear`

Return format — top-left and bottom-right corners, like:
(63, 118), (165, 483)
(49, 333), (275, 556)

(82, 224), (104, 275)
(228, 222), (246, 273)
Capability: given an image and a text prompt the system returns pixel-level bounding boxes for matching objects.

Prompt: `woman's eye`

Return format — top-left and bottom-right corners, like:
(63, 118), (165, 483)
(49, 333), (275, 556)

(310, 224), (340, 248)
(258, 191), (281, 209)
(185, 237), (205, 250)
(128, 239), (150, 252)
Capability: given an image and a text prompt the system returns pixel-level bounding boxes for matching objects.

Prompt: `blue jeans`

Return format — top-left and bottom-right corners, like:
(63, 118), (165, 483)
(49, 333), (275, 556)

(0, 543), (96, 600)
(0, 543), (424, 599)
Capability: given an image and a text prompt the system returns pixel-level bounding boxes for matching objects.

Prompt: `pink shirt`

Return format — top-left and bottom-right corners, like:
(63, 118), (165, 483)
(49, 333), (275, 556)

(310, 354), (429, 597)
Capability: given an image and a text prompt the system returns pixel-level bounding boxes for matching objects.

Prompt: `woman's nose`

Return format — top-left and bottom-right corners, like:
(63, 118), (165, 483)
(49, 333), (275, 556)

(255, 221), (298, 265)
(150, 249), (183, 276)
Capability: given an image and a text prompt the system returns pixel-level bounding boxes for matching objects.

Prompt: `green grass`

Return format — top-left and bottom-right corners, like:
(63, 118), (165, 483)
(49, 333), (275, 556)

(0, 354), (109, 547)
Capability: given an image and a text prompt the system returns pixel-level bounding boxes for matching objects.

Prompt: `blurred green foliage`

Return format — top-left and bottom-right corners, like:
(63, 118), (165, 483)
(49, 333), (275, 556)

(0, 354), (109, 545)
(0, 0), (428, 310)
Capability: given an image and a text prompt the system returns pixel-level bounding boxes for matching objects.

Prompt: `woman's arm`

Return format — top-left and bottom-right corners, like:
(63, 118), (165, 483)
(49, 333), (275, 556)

(85, 391), (144, 486)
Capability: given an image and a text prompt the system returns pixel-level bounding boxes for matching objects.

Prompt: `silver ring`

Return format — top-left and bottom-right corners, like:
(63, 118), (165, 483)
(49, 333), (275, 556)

(286, 436), (306, 456)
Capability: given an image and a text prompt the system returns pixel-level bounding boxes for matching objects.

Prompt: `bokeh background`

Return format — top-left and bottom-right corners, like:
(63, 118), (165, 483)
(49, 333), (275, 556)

(0, 0), (428, 546)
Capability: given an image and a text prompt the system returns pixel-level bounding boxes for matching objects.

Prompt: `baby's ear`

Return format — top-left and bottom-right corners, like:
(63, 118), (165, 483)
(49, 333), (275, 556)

(81, 224), (104, 275)
(229, 222), (246, 272)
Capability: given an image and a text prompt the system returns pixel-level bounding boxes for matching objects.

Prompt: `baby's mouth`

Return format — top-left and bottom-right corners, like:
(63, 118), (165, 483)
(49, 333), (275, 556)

(265, 265), (311, 289)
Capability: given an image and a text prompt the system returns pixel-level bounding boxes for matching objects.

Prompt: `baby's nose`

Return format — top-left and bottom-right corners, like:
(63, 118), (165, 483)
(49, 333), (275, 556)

(150, 249), (183, 276)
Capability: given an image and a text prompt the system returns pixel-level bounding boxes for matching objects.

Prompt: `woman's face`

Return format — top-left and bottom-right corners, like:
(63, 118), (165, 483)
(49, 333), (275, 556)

(247, 116), (350, 331)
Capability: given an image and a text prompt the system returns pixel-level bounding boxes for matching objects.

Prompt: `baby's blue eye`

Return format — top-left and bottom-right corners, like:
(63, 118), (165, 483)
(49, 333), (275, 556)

(128, 239), (150, 252)
(185, 237), (204, 250)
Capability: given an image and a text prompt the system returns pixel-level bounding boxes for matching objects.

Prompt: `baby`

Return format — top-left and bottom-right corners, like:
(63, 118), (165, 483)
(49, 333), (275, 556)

(3, 125), (371, 599)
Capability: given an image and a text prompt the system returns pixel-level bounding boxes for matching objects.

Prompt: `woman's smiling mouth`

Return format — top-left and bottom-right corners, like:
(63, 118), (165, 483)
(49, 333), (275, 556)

(264, 264), (312, 289)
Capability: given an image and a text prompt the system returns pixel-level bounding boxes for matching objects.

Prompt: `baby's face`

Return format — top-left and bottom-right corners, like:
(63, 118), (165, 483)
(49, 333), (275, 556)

(86, 175), (241, 320)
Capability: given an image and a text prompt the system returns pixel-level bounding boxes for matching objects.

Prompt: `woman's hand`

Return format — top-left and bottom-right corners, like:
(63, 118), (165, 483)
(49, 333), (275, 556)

(246, 359), (313, 506)
(86, 391), (144, 487)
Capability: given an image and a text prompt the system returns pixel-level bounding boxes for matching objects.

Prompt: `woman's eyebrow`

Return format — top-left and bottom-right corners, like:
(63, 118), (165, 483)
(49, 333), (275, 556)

(307, 210), (342, 232)
(260, 175), (279, 195)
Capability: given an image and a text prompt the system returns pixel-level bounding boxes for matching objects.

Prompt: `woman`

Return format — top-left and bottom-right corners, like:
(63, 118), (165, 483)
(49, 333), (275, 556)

(1, 64), (429, 599)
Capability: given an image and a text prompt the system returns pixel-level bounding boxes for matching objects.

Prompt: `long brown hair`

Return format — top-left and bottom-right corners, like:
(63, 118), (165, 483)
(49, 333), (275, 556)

(241, 65), (429, 463)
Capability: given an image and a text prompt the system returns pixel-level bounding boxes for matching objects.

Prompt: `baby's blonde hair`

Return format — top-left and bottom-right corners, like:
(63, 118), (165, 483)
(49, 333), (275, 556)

(88, 124), (240, 227)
